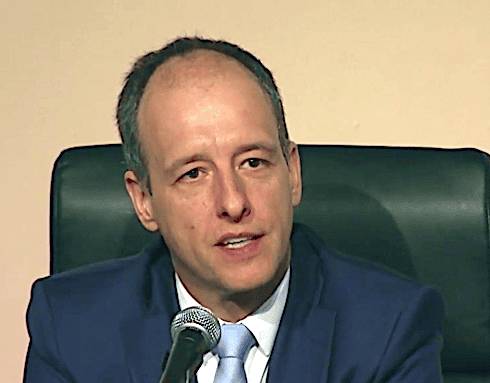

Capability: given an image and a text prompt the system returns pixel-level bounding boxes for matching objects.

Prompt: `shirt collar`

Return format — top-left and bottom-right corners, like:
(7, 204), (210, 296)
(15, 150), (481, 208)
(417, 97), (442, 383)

(175, 267), (290, 357)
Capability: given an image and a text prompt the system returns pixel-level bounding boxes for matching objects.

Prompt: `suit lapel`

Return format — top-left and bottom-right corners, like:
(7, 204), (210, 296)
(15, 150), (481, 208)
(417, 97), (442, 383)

(120, 240), (180, 383)
(268, 225), (336, 383)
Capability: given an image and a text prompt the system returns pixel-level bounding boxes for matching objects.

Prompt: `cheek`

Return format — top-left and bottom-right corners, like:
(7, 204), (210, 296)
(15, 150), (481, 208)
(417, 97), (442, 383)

(158, 187), (213, 215)
(253, 175), (292, 208)
(170, 197), (213, 234)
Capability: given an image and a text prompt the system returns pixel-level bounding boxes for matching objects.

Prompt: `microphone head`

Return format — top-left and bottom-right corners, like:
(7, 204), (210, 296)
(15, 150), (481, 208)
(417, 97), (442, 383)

(171, 306), (221, 350)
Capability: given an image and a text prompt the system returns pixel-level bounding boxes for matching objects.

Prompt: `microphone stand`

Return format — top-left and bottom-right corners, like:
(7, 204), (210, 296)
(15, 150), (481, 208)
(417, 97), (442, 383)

(185, 357), (202, 383)
(159, 329), (206, 383)
(160, 358), (201, 383)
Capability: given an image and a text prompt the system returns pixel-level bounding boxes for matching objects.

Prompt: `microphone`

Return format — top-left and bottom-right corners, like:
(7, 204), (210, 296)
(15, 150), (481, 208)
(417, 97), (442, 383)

(159, 306), (221, 383)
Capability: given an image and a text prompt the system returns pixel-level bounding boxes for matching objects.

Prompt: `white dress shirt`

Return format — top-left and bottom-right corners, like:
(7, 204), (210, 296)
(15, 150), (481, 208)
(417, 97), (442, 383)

(175, 268), (290, 383)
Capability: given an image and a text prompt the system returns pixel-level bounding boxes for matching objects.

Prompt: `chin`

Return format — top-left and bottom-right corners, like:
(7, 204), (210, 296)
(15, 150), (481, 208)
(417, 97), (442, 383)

(221, 266), (283, 297)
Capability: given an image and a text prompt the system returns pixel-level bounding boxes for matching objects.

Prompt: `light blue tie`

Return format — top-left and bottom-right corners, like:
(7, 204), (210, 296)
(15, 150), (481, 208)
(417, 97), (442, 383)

(213, 324), (256, 383)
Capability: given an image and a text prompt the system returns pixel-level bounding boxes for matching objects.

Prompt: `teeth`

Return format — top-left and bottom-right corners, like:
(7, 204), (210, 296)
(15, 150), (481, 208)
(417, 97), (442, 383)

(224, 237), (250, 245)
(222, 237), (252, 248)
(224, 240), (251, 249)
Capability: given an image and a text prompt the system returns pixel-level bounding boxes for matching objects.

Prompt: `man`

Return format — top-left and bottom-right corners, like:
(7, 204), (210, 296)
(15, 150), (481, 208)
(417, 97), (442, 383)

(24, 37), (444, 382)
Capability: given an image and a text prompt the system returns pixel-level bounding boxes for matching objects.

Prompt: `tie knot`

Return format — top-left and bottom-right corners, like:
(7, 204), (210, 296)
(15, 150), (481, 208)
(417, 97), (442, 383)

(214, 324), (256, 361)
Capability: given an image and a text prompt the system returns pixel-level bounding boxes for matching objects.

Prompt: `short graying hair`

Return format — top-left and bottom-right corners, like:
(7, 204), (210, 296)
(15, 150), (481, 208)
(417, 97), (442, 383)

(116, 37), (290, 187)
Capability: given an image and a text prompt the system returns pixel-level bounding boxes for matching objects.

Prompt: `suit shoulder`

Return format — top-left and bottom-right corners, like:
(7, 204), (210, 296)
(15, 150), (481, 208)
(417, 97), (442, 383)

(294, 223), (442, 308)
(31, 239), (167, 311)
(288, 224), (444, 381)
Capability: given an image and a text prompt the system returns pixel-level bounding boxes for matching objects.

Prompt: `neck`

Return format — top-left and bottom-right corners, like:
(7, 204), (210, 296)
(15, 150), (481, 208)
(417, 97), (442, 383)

(210, 285), (277, 323)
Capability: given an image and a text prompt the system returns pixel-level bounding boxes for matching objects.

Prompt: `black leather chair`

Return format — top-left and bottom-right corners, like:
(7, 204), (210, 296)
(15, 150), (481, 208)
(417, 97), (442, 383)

(50, 144), (490, 382)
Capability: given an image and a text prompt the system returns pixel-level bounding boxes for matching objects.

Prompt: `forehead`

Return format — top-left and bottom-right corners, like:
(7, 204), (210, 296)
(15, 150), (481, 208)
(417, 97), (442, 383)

(138, 49), (275, 133)
(137, 50), (278, 165)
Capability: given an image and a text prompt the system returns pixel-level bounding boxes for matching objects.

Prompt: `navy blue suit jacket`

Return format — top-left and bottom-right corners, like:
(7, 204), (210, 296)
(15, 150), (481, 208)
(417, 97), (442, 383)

(24, 224), (444, 382)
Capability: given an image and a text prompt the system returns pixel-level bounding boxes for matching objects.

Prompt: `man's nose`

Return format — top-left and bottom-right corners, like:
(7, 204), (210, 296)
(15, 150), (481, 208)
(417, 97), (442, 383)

(215, 171), (251, 223)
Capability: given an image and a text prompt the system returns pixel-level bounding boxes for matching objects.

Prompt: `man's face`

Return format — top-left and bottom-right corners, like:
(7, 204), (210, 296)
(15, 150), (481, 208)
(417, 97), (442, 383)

(126, 52), (301, 308)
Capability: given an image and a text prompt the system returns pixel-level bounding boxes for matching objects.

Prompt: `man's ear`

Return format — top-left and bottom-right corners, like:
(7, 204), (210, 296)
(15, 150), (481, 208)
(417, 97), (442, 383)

(287, 142), (302, 207)
(124, 170), (159, 232)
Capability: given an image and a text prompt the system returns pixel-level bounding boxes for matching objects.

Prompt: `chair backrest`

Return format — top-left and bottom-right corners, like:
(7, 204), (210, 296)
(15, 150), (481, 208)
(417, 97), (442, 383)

(51, 144), (490, 382)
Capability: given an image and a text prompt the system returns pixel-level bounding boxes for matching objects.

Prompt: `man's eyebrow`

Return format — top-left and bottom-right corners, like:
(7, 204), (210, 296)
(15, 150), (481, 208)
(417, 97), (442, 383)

(233, 142), (278, 157)
(167, 154), (209, 174)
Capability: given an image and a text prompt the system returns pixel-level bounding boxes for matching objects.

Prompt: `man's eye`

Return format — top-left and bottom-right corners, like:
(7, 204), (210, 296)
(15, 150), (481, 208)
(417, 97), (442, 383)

(244, 158), (263, 168)
(181, 168), (201, 180)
